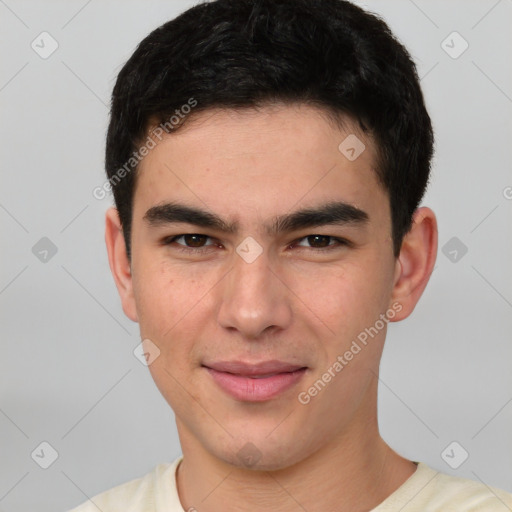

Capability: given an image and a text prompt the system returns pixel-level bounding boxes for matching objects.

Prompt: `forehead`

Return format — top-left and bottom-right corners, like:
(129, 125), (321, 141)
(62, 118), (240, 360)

(133, 104), (388, 229)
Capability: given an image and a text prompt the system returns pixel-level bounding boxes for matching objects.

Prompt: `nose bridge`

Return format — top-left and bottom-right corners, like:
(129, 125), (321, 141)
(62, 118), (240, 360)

(217, 246), (292, 338)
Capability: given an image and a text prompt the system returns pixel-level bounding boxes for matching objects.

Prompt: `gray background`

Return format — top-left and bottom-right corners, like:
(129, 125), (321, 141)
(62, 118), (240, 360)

(1, 1), (511, 511)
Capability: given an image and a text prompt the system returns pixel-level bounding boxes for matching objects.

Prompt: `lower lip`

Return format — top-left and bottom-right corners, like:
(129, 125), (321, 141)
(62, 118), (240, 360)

(205, 367), (307, 402)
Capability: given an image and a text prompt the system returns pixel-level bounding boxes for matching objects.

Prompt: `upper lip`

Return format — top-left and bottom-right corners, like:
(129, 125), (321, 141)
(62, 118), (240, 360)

(203, 360), (306, 376)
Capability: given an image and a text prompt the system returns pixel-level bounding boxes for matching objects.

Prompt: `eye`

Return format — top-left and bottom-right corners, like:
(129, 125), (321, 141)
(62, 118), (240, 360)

(163, 234), (217, 251)
(293, 235), (349, 250)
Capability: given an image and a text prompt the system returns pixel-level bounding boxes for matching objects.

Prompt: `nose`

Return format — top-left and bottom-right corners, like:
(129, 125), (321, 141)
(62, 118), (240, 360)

(217, 246), (293, 340)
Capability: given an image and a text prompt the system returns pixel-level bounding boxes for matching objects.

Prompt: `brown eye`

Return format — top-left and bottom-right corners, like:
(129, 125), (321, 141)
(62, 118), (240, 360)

(182, 234), (209, 247)
(296, 235), (335, 248)
(164, 234), (215, 248)
(292, 235), (350, 251)
(306, 235), (331, 248)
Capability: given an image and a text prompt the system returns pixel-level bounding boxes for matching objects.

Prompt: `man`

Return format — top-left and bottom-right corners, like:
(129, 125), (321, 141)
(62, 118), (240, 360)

(71, 0), (512, 510)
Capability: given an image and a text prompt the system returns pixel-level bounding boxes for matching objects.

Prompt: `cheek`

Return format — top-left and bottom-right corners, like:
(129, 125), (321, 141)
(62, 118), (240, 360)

(286, 259), (389, 338)
(132, 258), (222, 377)
(133, 258), (203, 333)
(135, 263), (208, 410)
(132, 265), (171, 335)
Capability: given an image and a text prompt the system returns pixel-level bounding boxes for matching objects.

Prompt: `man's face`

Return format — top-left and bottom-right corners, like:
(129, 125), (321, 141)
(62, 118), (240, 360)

(127, 105), (401, 469)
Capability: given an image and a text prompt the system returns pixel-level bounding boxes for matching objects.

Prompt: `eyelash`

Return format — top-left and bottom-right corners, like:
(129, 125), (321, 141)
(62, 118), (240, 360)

(162, 234), (350, 254)
(162, 234), (219, 255)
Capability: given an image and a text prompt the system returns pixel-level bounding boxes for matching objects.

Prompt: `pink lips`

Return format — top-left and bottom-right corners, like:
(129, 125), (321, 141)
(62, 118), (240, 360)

(203, 360), (307, 402)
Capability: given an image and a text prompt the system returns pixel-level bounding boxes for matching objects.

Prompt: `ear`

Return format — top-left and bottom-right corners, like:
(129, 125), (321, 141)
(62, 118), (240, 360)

(104, 207), (138, 322)
(389, 207), (437, 321)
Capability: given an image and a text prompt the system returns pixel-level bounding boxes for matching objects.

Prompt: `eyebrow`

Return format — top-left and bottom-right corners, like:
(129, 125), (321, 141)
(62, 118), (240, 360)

(143, 201), (369, 235)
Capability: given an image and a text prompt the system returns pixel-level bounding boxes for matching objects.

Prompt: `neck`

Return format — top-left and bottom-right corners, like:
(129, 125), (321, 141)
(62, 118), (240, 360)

(175, 401), (416, 511)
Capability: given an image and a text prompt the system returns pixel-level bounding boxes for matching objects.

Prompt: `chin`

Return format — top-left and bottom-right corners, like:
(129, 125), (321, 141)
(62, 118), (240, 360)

(204, 429), (317, 472)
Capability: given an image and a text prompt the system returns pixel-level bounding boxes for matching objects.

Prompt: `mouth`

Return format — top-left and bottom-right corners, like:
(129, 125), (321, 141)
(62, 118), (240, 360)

(202, 360), (308, 402)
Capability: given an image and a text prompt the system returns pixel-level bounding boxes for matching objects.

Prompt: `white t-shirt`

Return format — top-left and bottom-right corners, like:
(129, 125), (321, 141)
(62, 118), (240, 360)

(69, 457), (512, 511)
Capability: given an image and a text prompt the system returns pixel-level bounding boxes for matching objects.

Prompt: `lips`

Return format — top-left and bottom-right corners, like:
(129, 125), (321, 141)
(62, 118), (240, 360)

(205, 360), (305, 376)
(203, 360), (307, 402)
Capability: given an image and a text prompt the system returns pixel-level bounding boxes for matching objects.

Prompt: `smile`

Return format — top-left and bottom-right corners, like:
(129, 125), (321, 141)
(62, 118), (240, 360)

(202, 360), (308, 402)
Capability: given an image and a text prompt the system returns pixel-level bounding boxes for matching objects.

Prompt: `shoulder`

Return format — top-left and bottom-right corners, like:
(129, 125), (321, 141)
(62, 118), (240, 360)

(67, 457), (183, 512)
(427, 467), (512, 510)
(375, 462), (512, 511)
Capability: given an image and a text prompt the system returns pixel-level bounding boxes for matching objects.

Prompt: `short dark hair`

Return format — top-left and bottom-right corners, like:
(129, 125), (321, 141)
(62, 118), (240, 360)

(105, 0), (434, 260)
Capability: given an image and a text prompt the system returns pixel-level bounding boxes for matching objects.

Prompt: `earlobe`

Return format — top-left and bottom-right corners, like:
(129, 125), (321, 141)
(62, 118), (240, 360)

(104, 207), (139, 323)
(389, 207), (438, 322)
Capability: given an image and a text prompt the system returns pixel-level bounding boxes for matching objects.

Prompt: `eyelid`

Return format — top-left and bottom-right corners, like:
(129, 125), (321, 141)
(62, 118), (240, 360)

(162, 233), (351, 253)
(291, 235), (351, 250)
(163, 234), (218, 248)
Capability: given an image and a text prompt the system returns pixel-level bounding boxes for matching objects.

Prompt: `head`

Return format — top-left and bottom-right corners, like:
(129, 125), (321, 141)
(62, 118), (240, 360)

(105, 0), (437, 470)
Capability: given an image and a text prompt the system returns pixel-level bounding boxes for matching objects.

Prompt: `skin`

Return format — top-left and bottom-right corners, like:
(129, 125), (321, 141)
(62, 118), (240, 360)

(105, 104), (437, 511)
